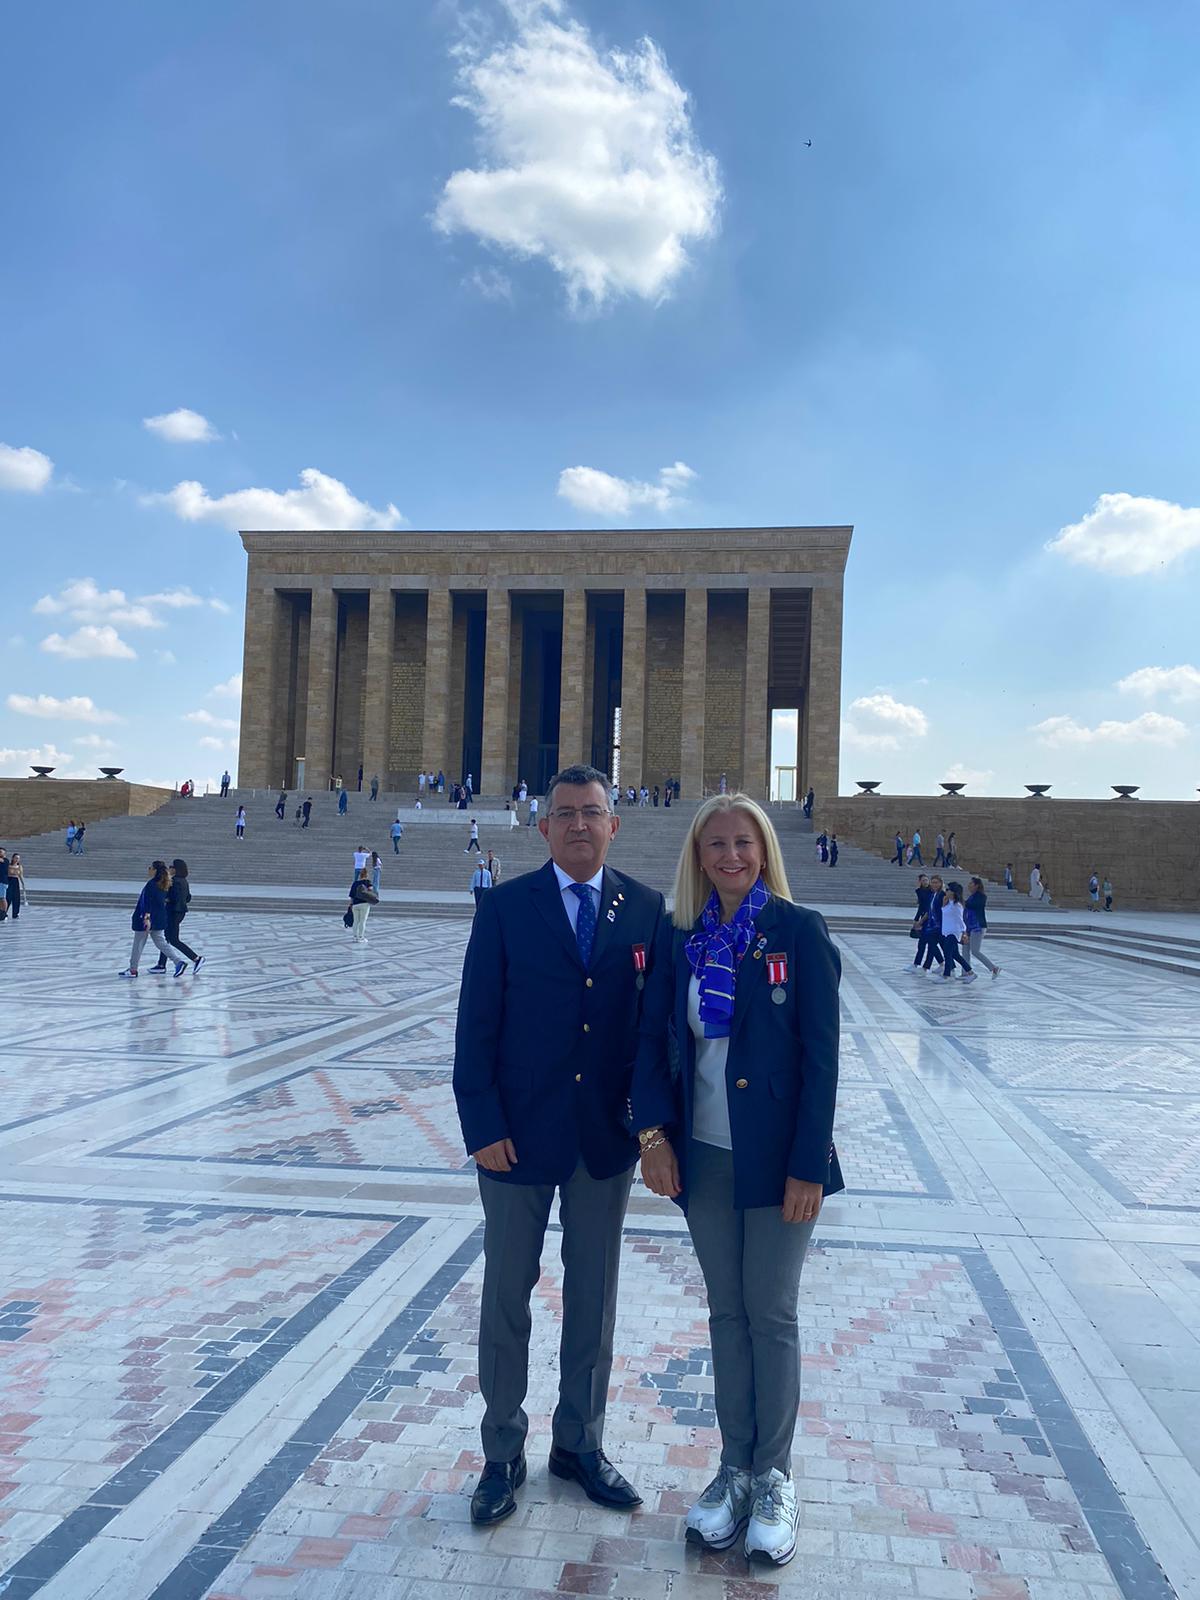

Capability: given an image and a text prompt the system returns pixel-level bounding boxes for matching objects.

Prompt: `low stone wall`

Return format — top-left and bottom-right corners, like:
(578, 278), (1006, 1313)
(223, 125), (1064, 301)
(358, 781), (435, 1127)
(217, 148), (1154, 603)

(0, 779), (173, 840)
(818, 794), (1199, 910)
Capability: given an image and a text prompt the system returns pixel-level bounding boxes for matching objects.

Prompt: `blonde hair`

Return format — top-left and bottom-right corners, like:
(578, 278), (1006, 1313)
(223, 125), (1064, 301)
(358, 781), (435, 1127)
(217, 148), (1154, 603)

(672, 792), (793, 929)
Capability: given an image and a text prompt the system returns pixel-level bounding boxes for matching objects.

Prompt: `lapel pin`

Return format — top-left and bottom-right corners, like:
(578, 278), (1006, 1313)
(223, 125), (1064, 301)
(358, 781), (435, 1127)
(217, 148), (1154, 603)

(767, 952), (788, 1003)
(607, 909), (616, 922)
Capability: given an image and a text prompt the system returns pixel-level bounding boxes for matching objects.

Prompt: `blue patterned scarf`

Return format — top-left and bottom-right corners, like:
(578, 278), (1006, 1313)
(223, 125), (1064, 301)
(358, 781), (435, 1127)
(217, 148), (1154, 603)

(684, 877), (770, 1038)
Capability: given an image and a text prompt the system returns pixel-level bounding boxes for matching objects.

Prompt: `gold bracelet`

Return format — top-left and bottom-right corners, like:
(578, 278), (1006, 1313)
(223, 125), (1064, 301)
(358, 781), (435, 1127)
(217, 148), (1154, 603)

(640, 1132), (667, 1155)
(637, 1125), (664, 1150)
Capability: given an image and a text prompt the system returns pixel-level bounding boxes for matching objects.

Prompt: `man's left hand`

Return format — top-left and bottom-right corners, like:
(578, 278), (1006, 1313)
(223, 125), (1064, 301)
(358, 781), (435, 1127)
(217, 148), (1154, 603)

(782, 1178), (822, 1224)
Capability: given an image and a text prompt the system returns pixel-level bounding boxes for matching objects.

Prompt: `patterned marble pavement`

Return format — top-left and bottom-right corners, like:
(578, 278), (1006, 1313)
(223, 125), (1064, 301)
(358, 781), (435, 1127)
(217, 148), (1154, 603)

(0, 906), (1198, 1600)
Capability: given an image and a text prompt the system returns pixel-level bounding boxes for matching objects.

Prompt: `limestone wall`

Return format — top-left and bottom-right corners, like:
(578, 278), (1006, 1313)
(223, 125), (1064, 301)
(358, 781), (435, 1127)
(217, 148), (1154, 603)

(818, 794), (1200, 910)
(0, 780), (174, 839)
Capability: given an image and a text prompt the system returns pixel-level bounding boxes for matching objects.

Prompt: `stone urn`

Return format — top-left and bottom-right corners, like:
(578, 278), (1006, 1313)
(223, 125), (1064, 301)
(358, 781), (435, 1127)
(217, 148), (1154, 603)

(1111, 786), (1140, 800)
(939, 782), (965, 796)
(855, 781), (881, 795)
(29, 766), (55, 778)
(1025, 785), (1052, 798)
(98, 767), (125, 780)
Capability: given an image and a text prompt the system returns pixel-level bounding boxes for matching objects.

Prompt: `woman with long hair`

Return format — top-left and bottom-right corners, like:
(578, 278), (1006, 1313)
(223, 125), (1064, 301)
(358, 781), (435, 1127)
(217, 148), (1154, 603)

(150, 860), (204, 975)
(964, 876), (999, 979)
(119, 862), (191, 978)
(633, 793), (843, 1567)
(939, 881), (976, 982)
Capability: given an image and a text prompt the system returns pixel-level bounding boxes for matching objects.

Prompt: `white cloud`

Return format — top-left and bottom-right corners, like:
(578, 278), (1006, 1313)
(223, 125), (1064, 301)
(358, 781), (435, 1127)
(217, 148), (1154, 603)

(1032, 711), (1188, 747)
(34, 578), (163, 630)
(197, 734), (235, 751)
(842, 693), (930, 752)
(184, 708), (239, 731)
(208, 673), (243, 698)
(138, 586), (204, 609)
(143, 407), (220, 443)
(465, 265), (515, 302)
(74, 734), (118, 750)
(1115, 664), (1200, 704)
(557, 460), (696, 516)
(0, 442), (54, 493)
(941, 763), (994, 792)
(1047, 492), (1200, 575)
(209, 597), (232, 614)
(144, 468), (403, 532)
(7, 692), (121, 724)
(0, 741), (78, 777)
(435, 1), (721, 308)
(40, 625), (137, 661)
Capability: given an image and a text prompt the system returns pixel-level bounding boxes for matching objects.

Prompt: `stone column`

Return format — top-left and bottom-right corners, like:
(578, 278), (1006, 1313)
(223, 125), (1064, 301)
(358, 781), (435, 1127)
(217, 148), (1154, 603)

(480, 587), (512, 794)
(619, 586), (646, 789)
(303, 587), (339, 791)
(742, 588), (771, 800)
(680, 587), (708, 799)
(422, 587), (452, 778)
(805, 583), (844, 805)
(361, 587), (394, 788)
(558, 588), (588, 770)
(237, 585), (281, 788)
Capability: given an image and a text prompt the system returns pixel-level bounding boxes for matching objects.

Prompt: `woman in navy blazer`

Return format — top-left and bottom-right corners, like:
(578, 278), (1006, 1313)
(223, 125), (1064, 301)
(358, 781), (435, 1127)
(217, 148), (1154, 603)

(631, 793), (842, 1568)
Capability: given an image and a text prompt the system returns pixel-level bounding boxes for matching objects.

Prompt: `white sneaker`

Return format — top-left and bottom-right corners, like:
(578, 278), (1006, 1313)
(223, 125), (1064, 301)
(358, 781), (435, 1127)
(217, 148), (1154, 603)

(744, 1468), (798, 1566)
(684, 1465), (752, 1551)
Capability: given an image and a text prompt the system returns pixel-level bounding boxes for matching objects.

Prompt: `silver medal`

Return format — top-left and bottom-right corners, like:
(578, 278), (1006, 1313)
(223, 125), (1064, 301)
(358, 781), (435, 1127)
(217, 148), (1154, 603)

(771, 986), (787, 1005)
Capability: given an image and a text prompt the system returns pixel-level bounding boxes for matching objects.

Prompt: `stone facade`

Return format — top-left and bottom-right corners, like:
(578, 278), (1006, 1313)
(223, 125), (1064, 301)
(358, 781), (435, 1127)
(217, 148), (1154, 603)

(819, 794), (1200, 911)
(236, 527), (853, 796)
(0, 779), (172, 838)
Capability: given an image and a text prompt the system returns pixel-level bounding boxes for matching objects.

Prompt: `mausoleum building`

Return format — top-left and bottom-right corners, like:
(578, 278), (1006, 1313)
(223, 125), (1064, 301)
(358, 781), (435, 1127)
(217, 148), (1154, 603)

(236, 526), (851, 798)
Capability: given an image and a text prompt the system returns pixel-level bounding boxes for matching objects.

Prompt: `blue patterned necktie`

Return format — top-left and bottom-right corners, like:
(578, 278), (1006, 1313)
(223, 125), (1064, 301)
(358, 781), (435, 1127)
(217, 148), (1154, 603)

(569, 882), (597, 967)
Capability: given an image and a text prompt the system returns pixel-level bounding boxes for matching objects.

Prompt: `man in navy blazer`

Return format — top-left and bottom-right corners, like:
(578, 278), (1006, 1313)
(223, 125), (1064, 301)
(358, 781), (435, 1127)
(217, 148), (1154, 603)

(453, 763), (668, 1526)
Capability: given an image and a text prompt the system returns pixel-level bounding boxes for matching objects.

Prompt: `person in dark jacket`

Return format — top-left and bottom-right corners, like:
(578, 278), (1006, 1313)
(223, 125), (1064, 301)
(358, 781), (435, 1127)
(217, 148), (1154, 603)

(909, 875), (933, 969)
(917, 874), (946, 971)
(965, 877), (1000, 978)
(118, 862), (190, 978)
(633, 793), (842, 1567)
(453, 764), (669, 1528)
(150, 860), (204, 974)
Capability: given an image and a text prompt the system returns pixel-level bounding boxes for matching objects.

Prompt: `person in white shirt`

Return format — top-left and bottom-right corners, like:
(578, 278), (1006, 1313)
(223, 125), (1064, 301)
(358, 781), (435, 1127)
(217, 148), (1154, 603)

(466, 818), (481, 853)
(939, 882), (975, 981)
(353, 845), (370, 872)
(527, 795), (539, 828)
(471, 860), (493, 908)
(419, 772), (426, 795)
(509, 805), (519, 830)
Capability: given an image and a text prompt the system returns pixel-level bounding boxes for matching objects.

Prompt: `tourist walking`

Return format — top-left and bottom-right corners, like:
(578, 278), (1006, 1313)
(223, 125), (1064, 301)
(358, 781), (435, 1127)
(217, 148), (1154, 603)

(909, 875), (932, 969)
(151, 860), (204, 975)
(1087, 871), (1100, 910)
(66, 821), (77, 853)
(470, 858), (493, 908)
(390, 817), (404, 853)
(485, 849), (500, 885)
(119, 863), (190, 978)
(353, 844), (369, 873)
(940, 883), (975, 981)
(892, 831), (904, 866)
(220, 770), (231, 798)
(828, 833), (839, 867)
(371, 851), (382, 894)
(301, 797), (312, 828)
(527, 795), (539, 828)
(5, 854), (24, 920)
(934, 832), (945, 867)
(1005, 862), (1014, 891)
(419, 771), (426, 797)
(276, 790), (287, 820)
(815, 831), (828, 864)
(1029, 863), (1043, 900)
(347, 867), (377, 943)
(370, 773), (379, 801)
(633, 792), (843, 1566)
(465, 818), (481, 854)
(73, 821), (85, 853)
(453, 763), (668, 1528)
(664, 783), (673, 808)
(235, 805), (246, 840)
(0, 851), (7, 921)
(508, 805), (519, 831)
(338, 787), (349, 816)
(946, 831), (957, 867)
(965, 878), (1000, 978)
(802, 787), (814, 819)
(1103, 876), (1113, 911)
(917, 875), (946, 971)
(910, 829), (923, 865)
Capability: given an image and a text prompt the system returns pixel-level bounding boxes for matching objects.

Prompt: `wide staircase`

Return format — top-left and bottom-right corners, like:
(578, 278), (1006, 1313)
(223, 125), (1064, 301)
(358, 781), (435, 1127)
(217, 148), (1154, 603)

(8, 787), (1050, 913)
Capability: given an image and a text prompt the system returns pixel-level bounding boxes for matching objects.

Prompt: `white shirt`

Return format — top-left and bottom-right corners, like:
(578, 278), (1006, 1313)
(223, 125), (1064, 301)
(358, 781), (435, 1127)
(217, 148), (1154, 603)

(940, 900), (966, 938)
(529, 797), (538, 814)
(688, 976), (733, 1150)
(552, 862), (603, 934)
(353, 849), (369, 870)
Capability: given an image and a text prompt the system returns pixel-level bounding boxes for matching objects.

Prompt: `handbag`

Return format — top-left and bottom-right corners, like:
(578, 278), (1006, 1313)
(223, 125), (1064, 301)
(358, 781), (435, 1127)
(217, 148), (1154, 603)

(342, 907), (354, 928)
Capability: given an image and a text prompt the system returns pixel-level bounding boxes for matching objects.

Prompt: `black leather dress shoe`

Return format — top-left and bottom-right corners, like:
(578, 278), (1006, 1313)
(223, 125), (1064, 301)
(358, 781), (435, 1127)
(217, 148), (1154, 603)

(548, 1446), (642, 1509)
(470, 1453), (526, 1525)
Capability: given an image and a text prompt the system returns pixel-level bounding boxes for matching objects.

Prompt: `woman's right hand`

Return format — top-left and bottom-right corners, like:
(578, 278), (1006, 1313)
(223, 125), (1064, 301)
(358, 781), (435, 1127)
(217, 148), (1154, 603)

(640, 1139), (681, 1198)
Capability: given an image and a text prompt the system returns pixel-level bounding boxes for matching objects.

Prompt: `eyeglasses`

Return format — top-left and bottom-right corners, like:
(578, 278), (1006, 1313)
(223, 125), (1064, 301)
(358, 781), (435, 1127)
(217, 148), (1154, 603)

(549, 806), (610, 823)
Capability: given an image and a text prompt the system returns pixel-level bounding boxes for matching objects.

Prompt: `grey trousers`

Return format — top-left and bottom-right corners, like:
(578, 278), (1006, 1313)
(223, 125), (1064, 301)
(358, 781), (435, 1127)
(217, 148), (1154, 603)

(967, 928), (999, 974)
(129, 928), (189, 970)
(686, 1139), (816, 1476)
(476, 1161), (635, 1463)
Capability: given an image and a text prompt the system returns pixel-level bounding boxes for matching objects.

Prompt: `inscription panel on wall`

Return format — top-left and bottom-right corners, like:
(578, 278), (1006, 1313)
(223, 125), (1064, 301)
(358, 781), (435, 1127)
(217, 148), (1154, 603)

(644, 669), (683, 784)
(389, 662), (425, 773)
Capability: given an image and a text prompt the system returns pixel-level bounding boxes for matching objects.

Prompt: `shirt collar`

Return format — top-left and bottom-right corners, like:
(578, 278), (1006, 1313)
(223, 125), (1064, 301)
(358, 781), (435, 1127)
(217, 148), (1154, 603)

(553, 862), (604, 896)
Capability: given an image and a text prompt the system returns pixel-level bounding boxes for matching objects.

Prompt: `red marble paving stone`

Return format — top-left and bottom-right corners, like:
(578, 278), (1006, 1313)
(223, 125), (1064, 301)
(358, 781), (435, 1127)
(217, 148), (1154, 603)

(290, 1536), (354, 1568)
(722, 1581), (784, 1600)
(945, 1543), (1002, 1573)
(655, 1489), (692, 1516)
(557, 1562), (617, 1595)
(589, 1535), (647, 1564)
(906, 1511), (957, 1536)
(321, 1439), (369, 1462)
(666, 1444), (711, 1468)
(359, 1422), (404, 1444)
(973, 1581), (1031, 1600)
(627, 1512), (680, 1540)
(337, 1514), (394, 1538)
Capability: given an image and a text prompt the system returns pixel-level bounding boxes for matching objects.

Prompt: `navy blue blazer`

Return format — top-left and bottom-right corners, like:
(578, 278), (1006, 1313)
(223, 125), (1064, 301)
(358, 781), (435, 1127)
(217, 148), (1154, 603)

(453, 858), (669, 1187)
(631, 895), (845, 1212)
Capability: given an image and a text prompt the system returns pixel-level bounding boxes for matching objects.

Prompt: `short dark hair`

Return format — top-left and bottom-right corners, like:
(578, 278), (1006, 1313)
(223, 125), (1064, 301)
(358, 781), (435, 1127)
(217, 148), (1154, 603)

(172, 858), (189, 877)
(545, 763), (611, 810)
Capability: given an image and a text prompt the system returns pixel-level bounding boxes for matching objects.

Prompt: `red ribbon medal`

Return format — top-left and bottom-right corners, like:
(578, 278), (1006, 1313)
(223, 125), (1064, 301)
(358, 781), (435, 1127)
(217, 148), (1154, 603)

(632, 944), (647, 972)
(767, 953), (788, 986)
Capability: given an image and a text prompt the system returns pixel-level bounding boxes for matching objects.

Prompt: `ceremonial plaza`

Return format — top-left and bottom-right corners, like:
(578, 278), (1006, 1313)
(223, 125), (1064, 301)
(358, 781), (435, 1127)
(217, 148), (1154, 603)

(0, 531), (1198, 1600)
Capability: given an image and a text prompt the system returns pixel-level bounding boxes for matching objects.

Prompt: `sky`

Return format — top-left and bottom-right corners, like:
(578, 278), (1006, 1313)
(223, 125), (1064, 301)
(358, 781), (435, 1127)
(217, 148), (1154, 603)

(2, 0), (1199, 798)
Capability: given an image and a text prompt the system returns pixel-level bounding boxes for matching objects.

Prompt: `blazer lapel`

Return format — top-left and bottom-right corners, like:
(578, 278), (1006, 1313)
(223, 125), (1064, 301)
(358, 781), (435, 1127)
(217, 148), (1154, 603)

(587, 865), (625, 971)
(729, 897), (779, 1043)
(529, 860), (585, 971)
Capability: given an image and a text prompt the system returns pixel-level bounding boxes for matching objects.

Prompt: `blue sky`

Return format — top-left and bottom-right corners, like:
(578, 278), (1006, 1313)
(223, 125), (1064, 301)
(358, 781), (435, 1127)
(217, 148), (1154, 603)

(2, 0), (1198, 797)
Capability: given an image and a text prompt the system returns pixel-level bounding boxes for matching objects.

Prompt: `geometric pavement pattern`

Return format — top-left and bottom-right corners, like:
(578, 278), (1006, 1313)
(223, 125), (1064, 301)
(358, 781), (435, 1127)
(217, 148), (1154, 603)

(0, 905), (1197, 1600)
